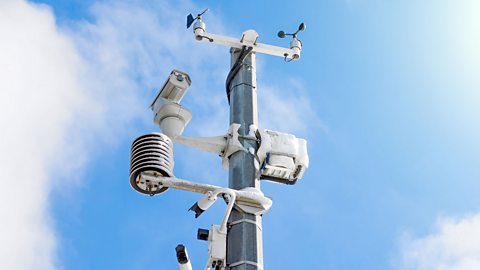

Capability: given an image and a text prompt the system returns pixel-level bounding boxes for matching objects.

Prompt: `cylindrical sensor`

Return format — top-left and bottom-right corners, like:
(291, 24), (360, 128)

(129, 133), (174, 195)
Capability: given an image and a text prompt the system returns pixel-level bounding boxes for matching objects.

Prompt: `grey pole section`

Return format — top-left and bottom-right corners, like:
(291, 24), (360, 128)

(227, 47), (263, 270)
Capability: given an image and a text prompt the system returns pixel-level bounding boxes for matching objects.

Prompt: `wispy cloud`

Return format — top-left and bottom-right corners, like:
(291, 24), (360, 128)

(0, 1), (89, 269)
(258, 78), (327, 137)
(396, 213), (480, 270)
(0, 1), (228, 268)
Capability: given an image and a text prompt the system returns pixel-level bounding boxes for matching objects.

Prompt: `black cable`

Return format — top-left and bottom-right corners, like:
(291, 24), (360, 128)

(284, 55), (295, 62)
(225, 46), (253, 103)
(225, 46), (247, 103)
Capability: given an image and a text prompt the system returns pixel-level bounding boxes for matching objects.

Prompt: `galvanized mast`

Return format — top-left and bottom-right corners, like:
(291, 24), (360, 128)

(227, 48), (262, 269)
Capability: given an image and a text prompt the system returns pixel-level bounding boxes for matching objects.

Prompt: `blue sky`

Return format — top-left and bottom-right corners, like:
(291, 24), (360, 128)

(1, 0), (480, 269)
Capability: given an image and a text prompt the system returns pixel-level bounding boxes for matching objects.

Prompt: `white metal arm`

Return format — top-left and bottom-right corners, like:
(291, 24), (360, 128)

(192, 19), (301, 60)
(139, 173), (272, 215)
(203, 188), (236, 233)
(196, 31), (299, 59)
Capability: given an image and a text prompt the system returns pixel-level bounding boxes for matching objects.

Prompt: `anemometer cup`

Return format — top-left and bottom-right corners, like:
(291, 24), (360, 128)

(277, 22), (306, 60)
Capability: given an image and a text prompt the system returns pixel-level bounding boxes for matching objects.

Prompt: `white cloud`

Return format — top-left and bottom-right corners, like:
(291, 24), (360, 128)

(397, 214), (480, 270)
(258, 78), (327, 136)
(0, 1), (226, 268)
(0, 1), (89, 269)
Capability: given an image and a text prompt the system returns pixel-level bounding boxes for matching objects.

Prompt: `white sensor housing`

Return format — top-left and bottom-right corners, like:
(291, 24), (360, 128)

(206, 225), (226, 269)
(257, 129), (309, 184)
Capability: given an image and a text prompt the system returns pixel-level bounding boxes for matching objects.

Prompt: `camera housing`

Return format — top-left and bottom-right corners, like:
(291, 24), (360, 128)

(189, 190), (217, 218)
(151, 69), (191, 104)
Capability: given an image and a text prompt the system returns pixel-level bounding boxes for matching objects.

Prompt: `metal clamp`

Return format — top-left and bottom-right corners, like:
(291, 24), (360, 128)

(228, 218), (262, 231)
(228, 260), (263, 270)
(221, 123), (247, 169)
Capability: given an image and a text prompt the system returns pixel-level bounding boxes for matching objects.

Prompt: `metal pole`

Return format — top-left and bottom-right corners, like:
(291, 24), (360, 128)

(227, 48), (263, 270)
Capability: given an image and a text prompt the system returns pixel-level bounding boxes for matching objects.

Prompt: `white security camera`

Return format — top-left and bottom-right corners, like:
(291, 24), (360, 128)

(189, 189), (235, 232)
(151, 69), (191, 104)
(150, 69), (193, 139)
(189, 190), (217, 218)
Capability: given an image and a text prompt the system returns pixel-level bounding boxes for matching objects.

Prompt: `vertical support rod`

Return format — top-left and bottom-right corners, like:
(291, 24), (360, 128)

(226, 48), (263, 270)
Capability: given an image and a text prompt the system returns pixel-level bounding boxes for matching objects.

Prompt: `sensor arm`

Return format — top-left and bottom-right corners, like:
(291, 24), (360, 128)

(173, 123), (246, 169)
(139, 173), (272, 215)
(196, 31), (298, 59)
(189, 9), (300, 59)
(174, 135), (226, 155)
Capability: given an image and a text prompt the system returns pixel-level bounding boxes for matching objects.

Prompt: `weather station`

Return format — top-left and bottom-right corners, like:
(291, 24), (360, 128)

(129, 8), (309, 270)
